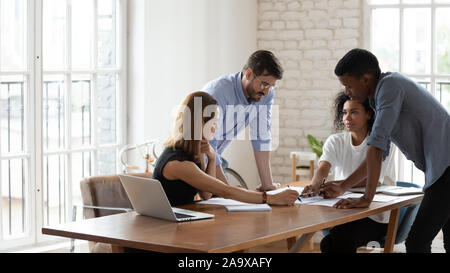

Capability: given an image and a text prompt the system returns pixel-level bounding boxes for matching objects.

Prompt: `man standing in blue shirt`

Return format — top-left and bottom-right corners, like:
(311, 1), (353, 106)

(320, 48), (450, 253)
(202, 50), (283, 192)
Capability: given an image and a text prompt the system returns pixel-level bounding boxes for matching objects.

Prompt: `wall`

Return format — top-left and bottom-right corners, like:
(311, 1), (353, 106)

(128, 0), (261, 189)
(257, 0), (364, 182)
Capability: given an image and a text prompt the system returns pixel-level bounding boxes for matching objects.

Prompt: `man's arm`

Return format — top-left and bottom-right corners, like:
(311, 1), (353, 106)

(320, 158), (368, 199)
(254, 150), (278, 192)
(215, 164), (229, 185)
(333, 145), (383, 209)
(363, 145), (383, 202)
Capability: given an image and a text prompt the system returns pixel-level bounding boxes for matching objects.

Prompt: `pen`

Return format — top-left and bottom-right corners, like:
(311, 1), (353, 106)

(317, 178), (327, 196)
(302, 178), (327, 198)
(320, 178), (326, 188)
(288, 185), (302, 203)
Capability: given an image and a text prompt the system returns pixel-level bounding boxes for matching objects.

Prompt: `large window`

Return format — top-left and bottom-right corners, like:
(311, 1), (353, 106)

(366, 0), (450, 185)
(0, 0), (126, 250)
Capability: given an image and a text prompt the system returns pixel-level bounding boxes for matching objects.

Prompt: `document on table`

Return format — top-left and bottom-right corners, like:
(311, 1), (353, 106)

(225, 204), (271, 212)
(268, 187), (400, 207)
(197, 198), (272, 212)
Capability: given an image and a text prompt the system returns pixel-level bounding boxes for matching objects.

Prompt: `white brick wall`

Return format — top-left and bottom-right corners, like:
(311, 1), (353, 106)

(257, 0), (364, 183)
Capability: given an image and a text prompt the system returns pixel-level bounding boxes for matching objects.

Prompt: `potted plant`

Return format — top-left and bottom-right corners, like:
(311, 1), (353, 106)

(307, 134), (324, 158)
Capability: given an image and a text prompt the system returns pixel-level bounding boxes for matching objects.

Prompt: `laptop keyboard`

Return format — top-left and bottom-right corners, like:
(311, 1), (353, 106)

(175, 212), (194, 220)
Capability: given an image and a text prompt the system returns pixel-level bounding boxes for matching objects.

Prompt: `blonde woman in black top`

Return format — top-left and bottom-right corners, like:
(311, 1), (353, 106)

(152, 91), (298, 206)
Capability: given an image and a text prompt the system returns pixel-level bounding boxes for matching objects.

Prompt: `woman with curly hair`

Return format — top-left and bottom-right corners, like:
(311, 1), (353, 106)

(301, 91), (396, 253)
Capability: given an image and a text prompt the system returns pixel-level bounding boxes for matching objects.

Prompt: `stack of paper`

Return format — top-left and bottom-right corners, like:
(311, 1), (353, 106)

(196, 186), (403, 210)
(268, 187), (401, 207)
(197, 198), (272, 212)
(225, 204), (271, 212)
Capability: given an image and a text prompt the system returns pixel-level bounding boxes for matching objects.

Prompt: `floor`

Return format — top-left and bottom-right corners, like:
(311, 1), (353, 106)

(9, 230), (445, 253)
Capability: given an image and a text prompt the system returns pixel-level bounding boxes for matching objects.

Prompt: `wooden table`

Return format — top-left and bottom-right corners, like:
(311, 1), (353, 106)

(42, 181), (422, 253)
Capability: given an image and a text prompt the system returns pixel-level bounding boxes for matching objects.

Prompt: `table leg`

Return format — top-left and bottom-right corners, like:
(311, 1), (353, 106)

(384, 208), (400, 253)
(111, 245), (125, 253)
(288, 232), (315, 253)
(286, 236), (297, 249)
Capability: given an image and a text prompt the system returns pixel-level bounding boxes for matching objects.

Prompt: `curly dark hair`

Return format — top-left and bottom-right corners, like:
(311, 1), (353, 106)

(333, 91), (375, 133)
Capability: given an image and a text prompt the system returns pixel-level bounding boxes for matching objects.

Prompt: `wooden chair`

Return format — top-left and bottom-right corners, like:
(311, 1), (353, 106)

(290, 151), (317, 182)
(289, 152), (317, 251)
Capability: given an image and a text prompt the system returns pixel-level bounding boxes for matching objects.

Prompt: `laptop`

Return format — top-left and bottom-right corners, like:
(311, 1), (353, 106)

(118, 174), (214, 222)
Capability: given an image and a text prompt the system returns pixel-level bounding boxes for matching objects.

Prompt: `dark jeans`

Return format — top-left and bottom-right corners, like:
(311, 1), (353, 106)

(320, 217), (388, 253)
(405, 166), (450, 253)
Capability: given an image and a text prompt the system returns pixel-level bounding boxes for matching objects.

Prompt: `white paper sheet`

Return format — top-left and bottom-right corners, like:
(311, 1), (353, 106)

(196, 188), (400, 210)
(197, 198), (272, 212)
(197, 198), (253, 206)
(269, 187), (400, 207)
(225, 204), (272, 212)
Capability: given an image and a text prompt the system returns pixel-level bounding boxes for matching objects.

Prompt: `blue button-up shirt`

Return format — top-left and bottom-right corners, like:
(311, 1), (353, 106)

(368, 72), (450, 190)
(202, 72), (274, 166)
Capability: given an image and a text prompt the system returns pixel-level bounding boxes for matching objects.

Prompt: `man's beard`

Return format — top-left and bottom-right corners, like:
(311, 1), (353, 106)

(245, 84), (265, 102)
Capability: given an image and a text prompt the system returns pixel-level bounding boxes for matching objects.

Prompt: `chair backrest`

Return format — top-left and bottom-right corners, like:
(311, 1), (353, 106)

(290, 151), (317, 161)
(80, 172), (152, 218)
(79, 172), (152, 252)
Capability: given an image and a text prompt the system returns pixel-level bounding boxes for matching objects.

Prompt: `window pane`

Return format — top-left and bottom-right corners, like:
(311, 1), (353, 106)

(43, 0), (67, 71)
(412, 78), (431, 91)
(2, 159), (27, 239)
(98, 148), (116, 175)
(71, 0), (94, 70)
(98, 0), (117, 68)
(1, 75), (26, 154)
(412, 164), (425, 186)
(71, 152), (92, 207)
(43, 154), (67, 226)
(436, 8), (450, 74)
(372, 9), (399, 71)
(368, 0), (399, 4)
(71, 75), (92, 147)
(436, 80), (450, 113)
(403, 8), (431, 74)
(43, 75), (66, 151)
(0, 0), (27, 71)
(97, 74), (116, 145)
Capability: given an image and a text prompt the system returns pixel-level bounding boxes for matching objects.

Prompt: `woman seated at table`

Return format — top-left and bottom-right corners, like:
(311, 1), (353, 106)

(301, 91), (396, 253)
(153, 91), (298, 206)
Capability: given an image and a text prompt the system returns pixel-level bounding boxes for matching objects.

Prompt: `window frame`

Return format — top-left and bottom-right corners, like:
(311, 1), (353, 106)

(0, 0), (127, 250)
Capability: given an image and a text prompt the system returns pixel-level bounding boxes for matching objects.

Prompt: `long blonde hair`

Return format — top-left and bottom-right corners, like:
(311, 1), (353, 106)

(164, 91), (218, 162)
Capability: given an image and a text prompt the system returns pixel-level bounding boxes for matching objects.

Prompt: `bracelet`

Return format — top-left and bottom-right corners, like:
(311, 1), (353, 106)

(262, 191), (267, 204)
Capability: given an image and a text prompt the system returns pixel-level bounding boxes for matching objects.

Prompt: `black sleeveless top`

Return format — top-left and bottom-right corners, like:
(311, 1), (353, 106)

(152, 146), (201, 206)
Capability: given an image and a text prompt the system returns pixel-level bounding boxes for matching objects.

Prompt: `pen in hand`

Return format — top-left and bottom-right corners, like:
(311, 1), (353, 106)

(318, 178), (327, 196)
(301, 178), (327, 198)
(288, 185), (302, 203)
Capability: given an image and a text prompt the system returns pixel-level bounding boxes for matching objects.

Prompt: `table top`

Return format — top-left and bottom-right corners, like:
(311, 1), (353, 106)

(42, 183), (423, 253)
